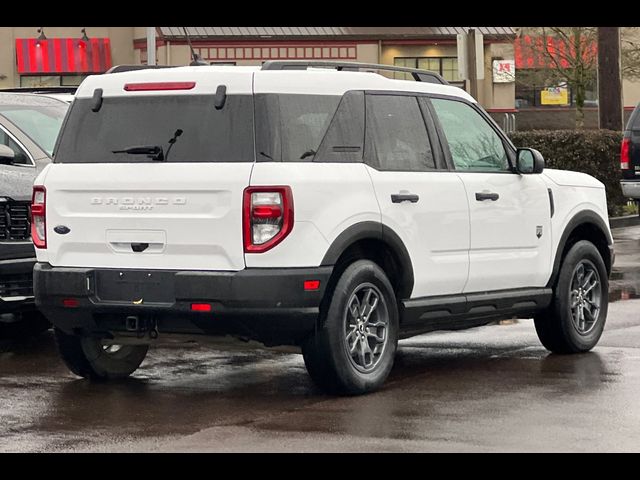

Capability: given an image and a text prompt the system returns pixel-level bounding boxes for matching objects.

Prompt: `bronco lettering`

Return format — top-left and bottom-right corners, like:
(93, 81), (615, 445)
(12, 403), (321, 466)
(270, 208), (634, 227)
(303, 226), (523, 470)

(91, 196), (187, 208)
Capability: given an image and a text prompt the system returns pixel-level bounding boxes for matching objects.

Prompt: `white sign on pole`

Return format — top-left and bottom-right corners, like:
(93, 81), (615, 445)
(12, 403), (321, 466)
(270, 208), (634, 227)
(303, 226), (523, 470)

(492, 60), (515, 83)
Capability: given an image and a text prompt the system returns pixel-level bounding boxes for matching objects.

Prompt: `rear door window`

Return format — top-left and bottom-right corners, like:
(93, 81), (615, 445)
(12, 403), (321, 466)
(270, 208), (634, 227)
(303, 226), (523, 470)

(55, 95), (254, 163)
(364, 94), (435, 171)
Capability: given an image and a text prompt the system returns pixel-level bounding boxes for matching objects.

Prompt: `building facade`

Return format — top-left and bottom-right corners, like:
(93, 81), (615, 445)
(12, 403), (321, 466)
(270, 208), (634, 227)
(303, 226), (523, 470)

(0, 26), (516, 113)
(5, 26), (636, 129)
(0, 27), (137, 88)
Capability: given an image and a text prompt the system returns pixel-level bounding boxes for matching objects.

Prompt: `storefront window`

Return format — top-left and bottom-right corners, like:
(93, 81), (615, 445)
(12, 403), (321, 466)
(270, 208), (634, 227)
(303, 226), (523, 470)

(20, 76), (60, 88)
(61, 75), (86, 86)
(394, 57), (462, 86)
(515, 69), (598, 108)
(20, 75), (87, 88)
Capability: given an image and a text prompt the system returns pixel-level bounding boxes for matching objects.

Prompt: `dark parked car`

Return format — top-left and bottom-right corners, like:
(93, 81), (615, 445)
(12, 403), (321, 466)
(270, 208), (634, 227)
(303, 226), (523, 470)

(621, 104), (640, 201)
(0, 92), (68, 337)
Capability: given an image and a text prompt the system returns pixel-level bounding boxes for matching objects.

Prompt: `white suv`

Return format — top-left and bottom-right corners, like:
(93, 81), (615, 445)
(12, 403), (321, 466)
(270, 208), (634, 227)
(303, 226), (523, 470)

(33, 61), (614, 395)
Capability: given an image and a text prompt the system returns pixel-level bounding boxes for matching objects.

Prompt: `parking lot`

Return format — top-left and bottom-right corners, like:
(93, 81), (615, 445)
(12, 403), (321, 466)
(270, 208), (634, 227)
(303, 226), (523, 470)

(0, 224), (637, 453)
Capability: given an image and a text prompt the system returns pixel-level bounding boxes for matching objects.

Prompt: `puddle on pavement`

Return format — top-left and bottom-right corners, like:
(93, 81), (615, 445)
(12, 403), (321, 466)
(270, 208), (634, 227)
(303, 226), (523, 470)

(609, 269), (640, 302)
(609, 288), (640, 302)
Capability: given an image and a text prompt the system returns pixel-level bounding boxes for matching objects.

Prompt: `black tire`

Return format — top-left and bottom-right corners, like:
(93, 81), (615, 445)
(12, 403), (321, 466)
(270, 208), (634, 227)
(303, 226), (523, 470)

(0, 310), (50, 340)
(302, 259), (399, 395)
(54, 328), (149, 380)
(534, 240), (609, 353)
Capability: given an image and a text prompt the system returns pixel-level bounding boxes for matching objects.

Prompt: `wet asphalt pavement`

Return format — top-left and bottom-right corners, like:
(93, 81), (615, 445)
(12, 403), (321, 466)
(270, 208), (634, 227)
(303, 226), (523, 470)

(2, 227), (640, 452)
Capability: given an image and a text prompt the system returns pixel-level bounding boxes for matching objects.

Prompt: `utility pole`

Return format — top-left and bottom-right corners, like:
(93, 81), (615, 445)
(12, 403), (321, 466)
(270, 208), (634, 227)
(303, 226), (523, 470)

(146, 27), (156, 66)
(598, 27), (623, 130)
(467, 29), (479, 100)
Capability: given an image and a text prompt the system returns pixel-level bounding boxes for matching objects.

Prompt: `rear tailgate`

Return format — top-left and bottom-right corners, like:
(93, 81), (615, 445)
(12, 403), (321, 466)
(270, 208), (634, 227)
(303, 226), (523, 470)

(40, 69), (255, 271)
(44, 163), (252, 271)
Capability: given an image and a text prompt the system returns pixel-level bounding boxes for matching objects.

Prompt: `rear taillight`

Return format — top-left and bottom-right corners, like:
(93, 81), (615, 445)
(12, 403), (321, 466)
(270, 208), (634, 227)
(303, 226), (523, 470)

(621, 137), (631, 170)
(62, 298), (79, 308)
(243, 186), (293, 253)
(191, 303), (212, 312)
(31, 185), (46, 249)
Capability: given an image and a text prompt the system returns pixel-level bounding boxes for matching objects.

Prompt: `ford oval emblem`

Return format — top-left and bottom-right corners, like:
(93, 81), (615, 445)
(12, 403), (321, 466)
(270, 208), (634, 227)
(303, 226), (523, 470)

(54, 225), (71, 235)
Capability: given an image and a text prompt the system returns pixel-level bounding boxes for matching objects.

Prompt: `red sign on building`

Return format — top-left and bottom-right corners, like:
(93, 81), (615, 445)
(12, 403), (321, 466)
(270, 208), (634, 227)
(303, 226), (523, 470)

(15, 38), (112, 74)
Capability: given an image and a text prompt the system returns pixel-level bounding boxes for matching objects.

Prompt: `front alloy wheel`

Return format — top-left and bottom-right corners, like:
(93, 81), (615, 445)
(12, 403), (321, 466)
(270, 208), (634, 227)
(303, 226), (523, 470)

(534, 240), (608, 354)
(569, 260), (602, 335)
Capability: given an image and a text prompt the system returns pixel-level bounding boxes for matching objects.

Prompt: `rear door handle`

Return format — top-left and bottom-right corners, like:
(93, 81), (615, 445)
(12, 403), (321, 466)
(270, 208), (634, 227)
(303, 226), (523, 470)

(391, 193), (420, 204)
(475, 192), (500, 202)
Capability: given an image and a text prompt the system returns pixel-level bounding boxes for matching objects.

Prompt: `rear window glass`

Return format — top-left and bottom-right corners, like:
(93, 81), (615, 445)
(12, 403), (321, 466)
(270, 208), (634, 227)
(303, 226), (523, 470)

(54, 95), (254, 163)
(255, 94), (341, 162)
(630, 105), (640, 130)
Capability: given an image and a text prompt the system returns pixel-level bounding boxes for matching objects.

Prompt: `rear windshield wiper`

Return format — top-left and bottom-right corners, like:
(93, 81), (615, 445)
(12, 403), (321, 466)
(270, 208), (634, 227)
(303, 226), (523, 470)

(111, 130), (183, 162)
(112, 145), (164, 161)
(300, 149), (316, 160)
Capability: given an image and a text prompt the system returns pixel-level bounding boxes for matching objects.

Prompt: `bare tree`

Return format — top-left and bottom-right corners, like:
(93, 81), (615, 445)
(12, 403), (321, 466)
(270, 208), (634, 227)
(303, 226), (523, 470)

(517, 27), (598, 128)
(621, 27), (640, 80)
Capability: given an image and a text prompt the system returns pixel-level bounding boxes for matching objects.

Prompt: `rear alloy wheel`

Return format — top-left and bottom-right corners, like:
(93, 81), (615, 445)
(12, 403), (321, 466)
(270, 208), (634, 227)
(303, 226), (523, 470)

(302, 260), (399, 395)
(344, 284), (390, 373)
(54, 328), (148, 380)
(534, 240), (609, 353)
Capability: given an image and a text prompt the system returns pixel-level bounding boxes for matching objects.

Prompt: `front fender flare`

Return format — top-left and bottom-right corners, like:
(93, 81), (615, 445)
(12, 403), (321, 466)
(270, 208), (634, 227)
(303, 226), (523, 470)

(547, 210), (613, 288)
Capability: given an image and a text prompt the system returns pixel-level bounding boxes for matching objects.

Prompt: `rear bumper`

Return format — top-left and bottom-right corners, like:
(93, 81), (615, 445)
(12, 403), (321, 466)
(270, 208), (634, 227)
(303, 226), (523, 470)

(34, 263), (332, 346)
(620, 180), (640, 199)
(0, 256), (36, 314)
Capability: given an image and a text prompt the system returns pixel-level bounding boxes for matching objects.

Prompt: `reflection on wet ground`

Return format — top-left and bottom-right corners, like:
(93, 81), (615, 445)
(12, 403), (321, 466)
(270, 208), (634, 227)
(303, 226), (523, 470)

(608, 271), (640, 301)
(0, 226), (639, 452)
(609, 225), (640, 302)
(3, 312), (640, 452)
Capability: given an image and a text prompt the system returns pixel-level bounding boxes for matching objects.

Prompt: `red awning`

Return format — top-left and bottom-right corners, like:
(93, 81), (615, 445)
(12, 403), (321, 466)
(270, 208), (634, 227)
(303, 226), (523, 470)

(514, 35), (597, 69)
(15, 38), (112, 74)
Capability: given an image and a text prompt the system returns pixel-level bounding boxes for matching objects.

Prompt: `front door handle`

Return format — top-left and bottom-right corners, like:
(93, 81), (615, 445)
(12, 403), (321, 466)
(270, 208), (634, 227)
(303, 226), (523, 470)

(391, 193), (420, 204)
(475, 192), (500, 202)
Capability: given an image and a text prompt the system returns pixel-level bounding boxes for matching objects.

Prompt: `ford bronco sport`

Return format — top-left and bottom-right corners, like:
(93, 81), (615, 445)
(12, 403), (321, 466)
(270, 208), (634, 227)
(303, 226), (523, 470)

(33, 62), (613, 395)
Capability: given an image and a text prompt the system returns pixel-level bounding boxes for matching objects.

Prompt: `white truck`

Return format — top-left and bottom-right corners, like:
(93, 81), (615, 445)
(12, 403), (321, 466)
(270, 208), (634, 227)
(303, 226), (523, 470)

(33, 62), (614, 395)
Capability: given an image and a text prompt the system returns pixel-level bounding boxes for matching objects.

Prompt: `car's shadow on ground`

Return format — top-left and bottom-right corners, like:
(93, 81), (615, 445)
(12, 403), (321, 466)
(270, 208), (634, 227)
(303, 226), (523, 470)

(0, 327), (56, 354)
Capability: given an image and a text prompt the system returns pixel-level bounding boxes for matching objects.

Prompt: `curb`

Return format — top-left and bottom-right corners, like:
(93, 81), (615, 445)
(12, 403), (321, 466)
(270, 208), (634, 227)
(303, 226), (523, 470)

(610, 215), (640, 229)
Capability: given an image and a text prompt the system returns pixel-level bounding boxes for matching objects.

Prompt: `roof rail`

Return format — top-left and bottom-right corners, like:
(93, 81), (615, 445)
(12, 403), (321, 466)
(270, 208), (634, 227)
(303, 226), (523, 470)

(105, 64), (178, 74)
(261, 60), (449, 85)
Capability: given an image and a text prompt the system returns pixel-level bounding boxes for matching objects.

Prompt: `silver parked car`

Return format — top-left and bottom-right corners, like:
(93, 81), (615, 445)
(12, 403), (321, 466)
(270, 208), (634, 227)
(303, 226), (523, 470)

(0, 92), (69, 338)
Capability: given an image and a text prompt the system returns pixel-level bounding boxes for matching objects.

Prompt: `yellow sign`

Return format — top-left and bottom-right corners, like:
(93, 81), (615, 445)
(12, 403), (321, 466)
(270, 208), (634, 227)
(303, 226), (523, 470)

(541, 87), (569, 106)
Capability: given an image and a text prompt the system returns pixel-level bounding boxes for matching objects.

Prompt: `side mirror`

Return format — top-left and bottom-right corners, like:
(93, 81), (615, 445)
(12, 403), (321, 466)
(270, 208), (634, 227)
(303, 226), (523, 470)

(516, 148), (544, 174)
(0, 144), (15, 165)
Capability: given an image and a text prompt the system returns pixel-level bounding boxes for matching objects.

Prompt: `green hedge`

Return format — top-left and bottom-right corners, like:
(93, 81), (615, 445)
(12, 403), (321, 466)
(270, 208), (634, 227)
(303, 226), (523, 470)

(508, 130), (626, 216)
